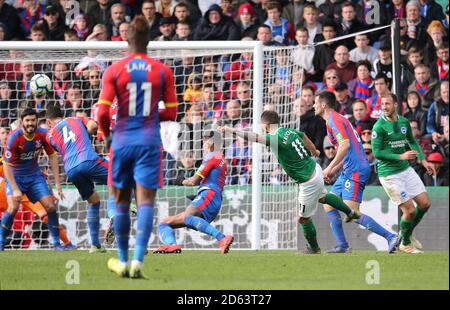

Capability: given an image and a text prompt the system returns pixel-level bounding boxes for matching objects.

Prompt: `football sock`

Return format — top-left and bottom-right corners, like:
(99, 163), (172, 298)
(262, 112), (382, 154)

(114, 204), (130, 263)
(356, 214), (394, 239)
(0, 211), (14, 248)
(158, 223), (177, 245)
(323, 194), (353, 216)
(47, 211), (61, 246)
(326, 209), (349, 248)
(133, 203), (154, 263)
(300, 220), (319, 251)
(400, 218), (413, 246)
(412, 206), (427, 230)
(107, 196), (115, 219)
(41, 215), (70, 246)
(87, 202), (101, 248)
(184, 215), (225, 241)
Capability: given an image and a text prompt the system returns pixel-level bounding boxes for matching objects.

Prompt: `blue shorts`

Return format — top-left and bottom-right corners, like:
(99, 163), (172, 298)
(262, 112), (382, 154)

(67, 159), (109, 200)
(6, 174), (52, 204)
(331, 169), (370, 203)
(111, 145), (162, 190)
(191, 189), (222, 223)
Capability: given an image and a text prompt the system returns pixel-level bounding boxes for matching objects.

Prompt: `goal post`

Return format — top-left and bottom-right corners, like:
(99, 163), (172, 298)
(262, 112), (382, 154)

(0, 40), (301, 251)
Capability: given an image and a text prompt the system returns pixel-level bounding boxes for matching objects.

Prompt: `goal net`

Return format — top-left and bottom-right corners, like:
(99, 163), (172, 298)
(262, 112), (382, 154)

(0, 41), (300, 250)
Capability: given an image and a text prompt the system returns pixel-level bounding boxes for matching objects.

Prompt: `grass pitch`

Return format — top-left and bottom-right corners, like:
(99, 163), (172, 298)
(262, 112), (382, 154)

(0, 250), (448, 290)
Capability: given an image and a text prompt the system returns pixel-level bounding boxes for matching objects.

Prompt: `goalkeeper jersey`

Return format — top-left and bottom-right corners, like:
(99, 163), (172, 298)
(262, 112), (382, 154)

(371, 115), (425, 177)
(265, 127), (316, 184)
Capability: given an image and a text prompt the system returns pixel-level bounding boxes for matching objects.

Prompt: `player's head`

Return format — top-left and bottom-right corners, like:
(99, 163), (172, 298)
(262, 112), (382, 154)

(261, 110), (279, 133)
(127, 15), (150, 53)
(381, 93), (399, 118)
(45, 103), (64, 128)
(203, 130), (222, 153)
(314, 91), (336, 117)
(20, 108), (38, 134)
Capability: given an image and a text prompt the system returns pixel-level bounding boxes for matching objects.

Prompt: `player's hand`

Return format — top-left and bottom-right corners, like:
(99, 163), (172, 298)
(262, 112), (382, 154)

(12, 189), (23, 203)
(220, 126), (234, 134)
(56, 184), (65, 200)
(399, 150), (418, 161)
(421, 160), (436, 176)
(311, 149), (320, 157)
(182, 179), (190, 186)
(323, 166), (332, 183)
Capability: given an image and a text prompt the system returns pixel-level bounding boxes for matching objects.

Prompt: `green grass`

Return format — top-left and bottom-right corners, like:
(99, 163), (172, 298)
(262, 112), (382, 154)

(0, 250), (448, 290)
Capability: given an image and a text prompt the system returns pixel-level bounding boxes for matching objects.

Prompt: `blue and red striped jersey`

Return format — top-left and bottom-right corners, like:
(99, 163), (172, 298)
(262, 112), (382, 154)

(47, 117), (102, 172)
(2, 128), (56, 176)
(195, 151), (227, 193)
(97, 53), (178, 149)
(326, 110), (369, 173)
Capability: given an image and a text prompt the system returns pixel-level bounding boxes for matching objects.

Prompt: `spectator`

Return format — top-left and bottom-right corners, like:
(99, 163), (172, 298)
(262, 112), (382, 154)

(431, 43), (449, 81)
(323, 68), (340, 92)
(64, 83), (87, 116)
(333, 82), (353, 118)
(387, 0), (407, 20)
(426, 20), (447, 64)
(18, 0), (45, 38)
(362, 142), (380, 185)
(173, 21), (191, 40)
(0, 21), (5, 41)
(220, 0), (236, 18)
(337, 1), (365, 50)
(111, 21), (129, 41)
(199, 83), (224, 123)
(155, 0), (178, 17)
(155, 16), (176, 41)
(173, 2), (197, 30)
(64, 28), (79, 41)
(349, 33), (379, 63)
(235, 2), (259, 39)
(86, 23), (109, 41)
(225, 134), (251, 185)
(16, 61), (34, 101)
(427, 81), (449, 144)
(42, 4), (68, 41)
(300, 84), (315, 111)
(193, 4), (241, 41)
(406, 0), (429, 44)
(141, 0), (162, 40)
(360, 122), (373, 144)
(264, 1), (294, 45)
(348, 60), (373, 102)
(0, 0), (23, 39)
(291, 27), (315, 75)
(87, 0), (111, 29)
(326, 45), (357, 84)
(0, 79), (17, 127)
(235, 81), (252, 120)
(0, 126), (9, 154)
(408, 64), (440, 109)
(302, 3), (322, 44)
(179, 104), (210, 162)
(107, 3), (127, 39)
(423, 151), (449, 186)
(349, 99), (374, 135)
(410, 119), (433, 157)
(404, 90), (428, 135)
(282, 0), (305, 30)
(405, 46), (425, 76)
(83, 67), (101, 109)
(256, 24), (281, 46)
(183, 73), (203, 103)
(419, 0), (445, 26)
(170, 150), (196, 185)
(52, 63), (71, 104)
(318, 136), (339, 184)
(435, 121), (449, 162)
(312, 20), (339, 81)
(223, 99), (249, 129)
(71, 14), (90, 40)
(367, 73), (390, 120)
(318, 0), (343, 23)
(30, 23), (46, 41)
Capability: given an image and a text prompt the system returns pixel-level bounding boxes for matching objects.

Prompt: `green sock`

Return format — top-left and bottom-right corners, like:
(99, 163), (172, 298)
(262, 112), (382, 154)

(412, 207), (427, 230)
(400, 218), (413, 245)
(300, 221), (319, 251)
(323, 193), (352, 216)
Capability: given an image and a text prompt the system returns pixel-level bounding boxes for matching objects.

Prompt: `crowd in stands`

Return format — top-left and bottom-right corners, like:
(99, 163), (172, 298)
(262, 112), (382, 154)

(0, 0), (448, 187)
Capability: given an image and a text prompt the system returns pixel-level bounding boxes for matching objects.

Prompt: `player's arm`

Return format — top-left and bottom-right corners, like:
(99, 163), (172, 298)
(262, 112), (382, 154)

(405, 121), (435, 175)
(2, 138), (22, 202)
(371, 125), (413, 162)
(183, 158), (217, 186)
(301, 132), (320, 157)
(45, 139), (65, 200)
(221, 126), (268, 145)
(159, 66), (178, 122)
(326, 139), (349, 173)
(182, 174), (202, 186)
(81, 117), (98, 136)
(96, 67), (116, 146)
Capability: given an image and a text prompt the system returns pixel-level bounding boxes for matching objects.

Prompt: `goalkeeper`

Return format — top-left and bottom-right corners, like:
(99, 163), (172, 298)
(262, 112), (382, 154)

(221, 111), (360, 254)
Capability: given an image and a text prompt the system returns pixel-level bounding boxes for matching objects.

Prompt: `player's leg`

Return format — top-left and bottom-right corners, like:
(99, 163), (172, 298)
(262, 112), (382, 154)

(104, 151), (116, 244)
(299, 217), (320, 254)
(407, 169), (429, 250)
(154, 213), (185, 253)
(0, 193), (21, 251)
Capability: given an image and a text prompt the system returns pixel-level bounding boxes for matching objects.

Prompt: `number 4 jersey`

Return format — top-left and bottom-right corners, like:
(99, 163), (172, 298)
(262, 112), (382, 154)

(266, 127), (316, 183)
(47, 117), (103, 173)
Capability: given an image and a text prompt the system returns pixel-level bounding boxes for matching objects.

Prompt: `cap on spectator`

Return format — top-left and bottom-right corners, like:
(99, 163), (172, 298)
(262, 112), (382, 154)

(45, 4), (58, 15)
(238, 3), (254, 16)
(160, 16), (176, 26)
(334, 82), (348, 91)
(323, 137), (334, 149)
(0, 79), (9, 89)
(362, 143), (372, 151)
(379, 41), (391, 51)
(427, 152), (444, 163)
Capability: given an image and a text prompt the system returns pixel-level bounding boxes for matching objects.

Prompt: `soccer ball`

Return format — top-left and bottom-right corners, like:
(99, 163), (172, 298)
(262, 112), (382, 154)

(30, 74), (52, 96)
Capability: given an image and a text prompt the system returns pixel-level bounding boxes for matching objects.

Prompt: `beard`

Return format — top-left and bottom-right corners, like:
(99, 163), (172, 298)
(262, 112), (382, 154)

(24, 124), (36, 134)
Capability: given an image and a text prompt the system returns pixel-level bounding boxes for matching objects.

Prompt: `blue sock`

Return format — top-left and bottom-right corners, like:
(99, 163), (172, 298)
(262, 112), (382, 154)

(357, 214), (394, 239)
(158, 223), (176, 245)
(133, 203), (154, 263)
(114, 204), (130, 263)
(326, 210), (349, 248)
(87, 202), (101, 247)
(184, 215), (225, 241)
(47, 212), (61, 246)
(107, 196), (115, 219)
(0, 211), (14, 248)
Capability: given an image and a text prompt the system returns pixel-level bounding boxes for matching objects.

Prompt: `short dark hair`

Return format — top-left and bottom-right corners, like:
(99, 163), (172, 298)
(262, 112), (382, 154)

(21, 108), (38, 120)
(374, 73), (389, 84)
(317, 91), (336, 109)
(258, 24), (272, 32)
(356, 59), (371, 72)
(266, 1), (282, 12)
(45, 103), (63, 120)
(302, 85), (315, 95)
(322, 20), (337, 30)
(341, 1), (355, 11)
(261, 110), (280, 125)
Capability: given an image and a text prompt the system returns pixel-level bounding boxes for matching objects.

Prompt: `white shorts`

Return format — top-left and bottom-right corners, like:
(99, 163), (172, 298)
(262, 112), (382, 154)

(298, 163), (328, 218)
(379, 167), (426, 206)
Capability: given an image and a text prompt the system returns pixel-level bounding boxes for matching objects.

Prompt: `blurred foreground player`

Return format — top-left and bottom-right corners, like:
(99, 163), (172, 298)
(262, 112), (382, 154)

(154, 131), (233, 254)
(96, 15), (178, 278)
